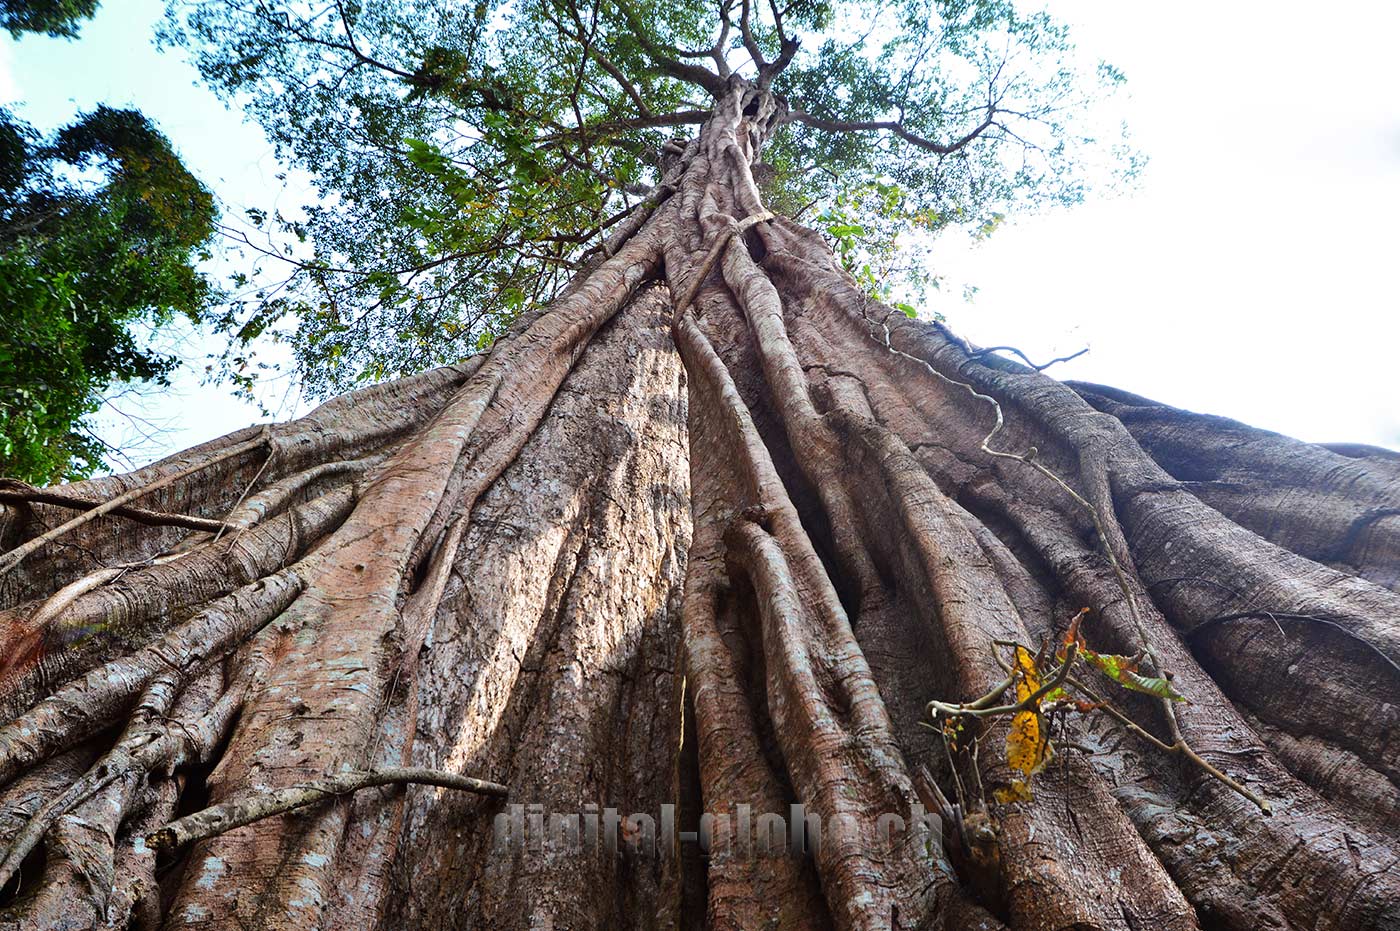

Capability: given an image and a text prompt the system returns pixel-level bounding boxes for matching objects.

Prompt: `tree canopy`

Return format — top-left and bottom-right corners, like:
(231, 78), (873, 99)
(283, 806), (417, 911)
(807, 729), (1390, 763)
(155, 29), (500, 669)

(0, 0), (98, 37)
(0, 106), (217, 483)
(167, 0), (1137, 398)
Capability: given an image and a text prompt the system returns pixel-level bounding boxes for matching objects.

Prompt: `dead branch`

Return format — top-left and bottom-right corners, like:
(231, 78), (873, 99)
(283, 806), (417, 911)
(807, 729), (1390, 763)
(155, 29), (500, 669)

(145, 768), (509, 851)
(0, 431), (271, 579)
(0, 483), (232, 534)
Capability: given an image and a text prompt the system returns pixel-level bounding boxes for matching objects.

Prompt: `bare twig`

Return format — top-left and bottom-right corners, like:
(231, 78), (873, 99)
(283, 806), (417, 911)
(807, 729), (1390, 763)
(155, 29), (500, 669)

(958, 344), (1089, 373)
(145, 768), (508, 851)
(1071, 675), (1270, 813)
(926, 638), (1078, 720)
(0, 433), (271, 579)
(1186, 611), (1400, 678)
(211, 434), (277, 545)
(0, 482), (231, 534)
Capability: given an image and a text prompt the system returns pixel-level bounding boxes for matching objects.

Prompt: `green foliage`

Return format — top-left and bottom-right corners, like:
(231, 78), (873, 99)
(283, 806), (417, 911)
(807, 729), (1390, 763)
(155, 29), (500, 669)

(816, 179), (942, 316)
(0, 107), (217, 483)
(0, 0), (99, 37)
(1074, 642), (1188, 703)
(163, 0), (1137, 396)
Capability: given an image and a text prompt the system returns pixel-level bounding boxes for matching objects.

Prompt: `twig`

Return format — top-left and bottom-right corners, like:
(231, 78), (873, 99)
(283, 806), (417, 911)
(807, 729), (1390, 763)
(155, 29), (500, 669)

(855, 303), (1155, 656)
(958, 344), (1089, 374)
(0, 433), (270, 579)
(212, 431), (277, 545)
(926, 639), (1079, 720)
(1062, 675), (1271, 814)
(1185, 611), (1400, 678)
(145, 768), (508, 851)
(0, 483), (231, 534)
(1061, 675), (1174, 753)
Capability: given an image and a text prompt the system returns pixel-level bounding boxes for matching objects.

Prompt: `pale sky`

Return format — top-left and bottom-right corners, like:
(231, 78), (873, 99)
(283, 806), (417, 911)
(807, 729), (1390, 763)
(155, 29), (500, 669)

(3, 0), (1397, 465)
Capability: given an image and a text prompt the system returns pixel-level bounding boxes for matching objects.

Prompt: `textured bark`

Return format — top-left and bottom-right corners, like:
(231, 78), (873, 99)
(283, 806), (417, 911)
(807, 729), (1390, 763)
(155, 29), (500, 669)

(0, 81), (1396, 931)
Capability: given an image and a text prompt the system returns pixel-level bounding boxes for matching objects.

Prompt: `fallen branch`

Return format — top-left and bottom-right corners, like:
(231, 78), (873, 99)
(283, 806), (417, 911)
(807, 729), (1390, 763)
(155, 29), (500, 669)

(145, 767), (509, 851)
(0, 482), (232, 534)
(0, 432), (269, 579)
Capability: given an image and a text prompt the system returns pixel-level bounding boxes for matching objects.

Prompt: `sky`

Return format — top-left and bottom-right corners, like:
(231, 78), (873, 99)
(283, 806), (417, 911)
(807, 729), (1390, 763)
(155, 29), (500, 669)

(3, 0), (1398, 465)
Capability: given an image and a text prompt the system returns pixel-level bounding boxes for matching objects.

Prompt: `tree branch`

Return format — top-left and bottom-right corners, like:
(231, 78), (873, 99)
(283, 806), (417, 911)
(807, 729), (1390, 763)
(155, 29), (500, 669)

(755, 0), (798, 87)
(738, 0), (767, 71)
(145, 767), (508, 851)
(708, 0), (734, 76)
(0, 482), (231, 534)
(547, 0), (654, 117)
(789, 108), (997, 155)
(277, 0), (415, 83)
(536, 109), (709, 144)
(613, 0), (728, 97)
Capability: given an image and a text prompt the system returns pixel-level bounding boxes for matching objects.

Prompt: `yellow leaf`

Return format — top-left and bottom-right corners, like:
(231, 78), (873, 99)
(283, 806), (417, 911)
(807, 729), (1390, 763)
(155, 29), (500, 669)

(994, 779), (1034, 804)
(1006, 708), (1052, 777)
(1012, 645), (1041, 704)
(1006, 645), (1053, 778)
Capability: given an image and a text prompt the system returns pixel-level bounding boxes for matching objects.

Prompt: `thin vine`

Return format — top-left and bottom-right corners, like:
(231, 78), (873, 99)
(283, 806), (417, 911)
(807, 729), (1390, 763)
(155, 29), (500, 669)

(852, 299), (1272, 817)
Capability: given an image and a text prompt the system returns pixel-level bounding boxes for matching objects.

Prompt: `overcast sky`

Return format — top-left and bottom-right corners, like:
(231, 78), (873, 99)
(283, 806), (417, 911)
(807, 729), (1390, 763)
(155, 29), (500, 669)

(3, 0), (1397, 467)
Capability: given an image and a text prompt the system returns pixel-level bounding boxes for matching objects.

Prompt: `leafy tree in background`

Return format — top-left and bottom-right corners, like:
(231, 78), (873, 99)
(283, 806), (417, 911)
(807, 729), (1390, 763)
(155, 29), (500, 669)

(0, 0), (217, 483)
(0, 107), (217, 483)
(0, 0), (98, 37)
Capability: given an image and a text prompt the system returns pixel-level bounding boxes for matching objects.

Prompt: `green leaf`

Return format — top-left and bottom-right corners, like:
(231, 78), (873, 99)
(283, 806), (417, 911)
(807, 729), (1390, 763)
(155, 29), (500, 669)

(1080, 647), (1187, 702)
(825, 223), (866, 239)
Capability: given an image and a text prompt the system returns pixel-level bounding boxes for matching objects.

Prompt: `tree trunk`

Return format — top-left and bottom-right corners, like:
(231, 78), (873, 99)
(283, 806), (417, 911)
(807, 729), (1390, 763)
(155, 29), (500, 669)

(0, 82), (1397, 931)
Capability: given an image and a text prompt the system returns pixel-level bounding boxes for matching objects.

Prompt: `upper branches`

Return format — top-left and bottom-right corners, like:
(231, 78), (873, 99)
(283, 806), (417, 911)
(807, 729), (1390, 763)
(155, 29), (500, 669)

(787, 107), (996, 155)
(737, 0), (799, 87)
(165, 0), (1135, 395)
(611, 0), (730, 97)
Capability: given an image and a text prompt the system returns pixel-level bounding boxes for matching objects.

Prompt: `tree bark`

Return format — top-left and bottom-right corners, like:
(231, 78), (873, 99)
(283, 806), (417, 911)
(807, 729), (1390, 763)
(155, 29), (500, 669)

(0, 82), (1396, 930)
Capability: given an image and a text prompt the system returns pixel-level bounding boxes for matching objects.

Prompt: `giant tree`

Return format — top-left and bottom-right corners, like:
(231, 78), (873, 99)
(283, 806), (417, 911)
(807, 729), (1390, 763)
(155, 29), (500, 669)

(0, 0), (1397, 929)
